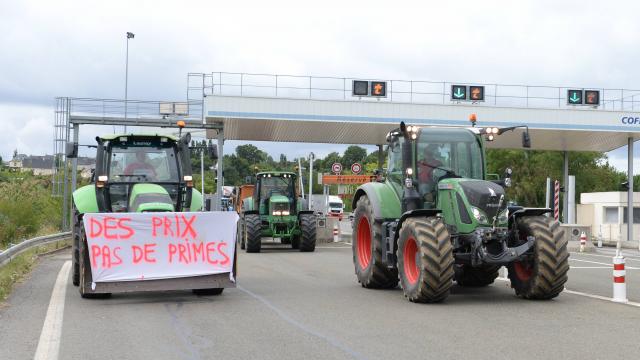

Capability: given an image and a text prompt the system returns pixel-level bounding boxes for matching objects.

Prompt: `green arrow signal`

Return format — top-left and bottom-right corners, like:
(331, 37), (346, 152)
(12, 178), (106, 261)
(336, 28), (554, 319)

(569, 92), (581, 103)
(453, 88), (465, 98)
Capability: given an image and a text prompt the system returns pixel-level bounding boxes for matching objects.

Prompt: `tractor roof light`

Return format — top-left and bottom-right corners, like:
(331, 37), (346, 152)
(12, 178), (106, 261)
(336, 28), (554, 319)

(406, 167), (414, 176)
(177, 120), (186, 128)
(469, 113), (477, 127)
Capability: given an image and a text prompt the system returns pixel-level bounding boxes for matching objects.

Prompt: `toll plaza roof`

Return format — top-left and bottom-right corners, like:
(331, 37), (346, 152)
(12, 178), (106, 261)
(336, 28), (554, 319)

(205, 95), (640, 152)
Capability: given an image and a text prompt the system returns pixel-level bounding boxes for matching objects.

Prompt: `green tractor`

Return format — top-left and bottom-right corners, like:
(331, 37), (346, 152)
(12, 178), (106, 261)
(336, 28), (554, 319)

(352, 121), (569, 303)
(239, 172), (316, 253)
(67, 131), (228, 298)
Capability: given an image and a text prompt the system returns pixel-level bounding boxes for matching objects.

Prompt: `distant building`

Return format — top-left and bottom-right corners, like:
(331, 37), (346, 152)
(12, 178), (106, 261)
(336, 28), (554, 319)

(7, 153), (95, 178)
(577, 192), (640, 244)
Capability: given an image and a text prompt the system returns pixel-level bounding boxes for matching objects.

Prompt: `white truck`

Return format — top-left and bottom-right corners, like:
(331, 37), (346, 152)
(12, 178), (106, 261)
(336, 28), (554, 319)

(311, 194), (344, 220)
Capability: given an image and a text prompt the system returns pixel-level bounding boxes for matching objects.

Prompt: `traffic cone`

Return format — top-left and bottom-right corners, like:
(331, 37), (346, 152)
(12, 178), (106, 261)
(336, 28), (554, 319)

(579, 231), (587, 252)
(333, 224), (339, 243)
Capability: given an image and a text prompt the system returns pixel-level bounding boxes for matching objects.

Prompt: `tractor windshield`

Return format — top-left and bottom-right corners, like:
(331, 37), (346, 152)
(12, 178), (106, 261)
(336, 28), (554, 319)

(416, 128), (483, 194)
(259, 175), (294, 200)
(108, 143), (180, 183)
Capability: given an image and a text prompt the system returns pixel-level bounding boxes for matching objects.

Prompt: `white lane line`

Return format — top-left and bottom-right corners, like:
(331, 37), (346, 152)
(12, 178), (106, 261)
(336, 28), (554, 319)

(33, 261), (71, 360)
(569, 258), (640, 269)
(496, 277), (640, 307)
(571, 252), (640, 262)
(569, 266), (611, 269)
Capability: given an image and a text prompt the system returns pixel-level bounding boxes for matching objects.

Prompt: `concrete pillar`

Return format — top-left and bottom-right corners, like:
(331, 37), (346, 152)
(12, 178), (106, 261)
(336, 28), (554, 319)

(627, 137), (634, 247)
(377, 144), (384, 171)
(568, 175), (575, 224)
(545, 177), (551, 213)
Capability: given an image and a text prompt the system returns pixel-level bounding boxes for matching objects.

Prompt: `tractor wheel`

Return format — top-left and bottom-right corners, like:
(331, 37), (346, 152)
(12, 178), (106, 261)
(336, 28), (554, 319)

(78, 222), (111, 299)
(245, 214), (262, 253)
(193, 288), (224, 296)
(508, 216), (569, 300)
(72, 210), (81, 286)
(397, 217), (454, 303)
(299, 214), (316, 252)
(352, 195), (398, 289)
(454, 265), (499, 287)
(291, 235), (301, 249)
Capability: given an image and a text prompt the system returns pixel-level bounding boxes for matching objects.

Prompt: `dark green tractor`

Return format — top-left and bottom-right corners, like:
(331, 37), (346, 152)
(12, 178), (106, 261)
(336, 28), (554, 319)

(239, 172), (316, 253)
(67, 131), (229, 298)
(352, 121), (569, 303)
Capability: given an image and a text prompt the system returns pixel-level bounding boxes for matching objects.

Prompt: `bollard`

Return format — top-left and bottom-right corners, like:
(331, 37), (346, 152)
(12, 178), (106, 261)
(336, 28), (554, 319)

(579, 231), (587, 252)
(333, 224), (339, 243)
(612, 256), (628, 303)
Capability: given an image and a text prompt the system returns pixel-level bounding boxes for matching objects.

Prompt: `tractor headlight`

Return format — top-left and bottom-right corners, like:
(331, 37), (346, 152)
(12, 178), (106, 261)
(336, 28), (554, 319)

(273, 210), (282, 216)
(471, 207), (488, 224)
(497, 209), (509, 223)
(504, 177), (512, 187)
(282, 210), (290, 216)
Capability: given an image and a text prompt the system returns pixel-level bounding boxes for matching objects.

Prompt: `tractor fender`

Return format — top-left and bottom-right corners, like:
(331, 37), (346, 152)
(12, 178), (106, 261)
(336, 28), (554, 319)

(72, 185), (99, 214)
(189, 189), (203, 212)
(508, 207), (552, 228)
(352, 182), (402, 221)
(394, 209), (442, 242)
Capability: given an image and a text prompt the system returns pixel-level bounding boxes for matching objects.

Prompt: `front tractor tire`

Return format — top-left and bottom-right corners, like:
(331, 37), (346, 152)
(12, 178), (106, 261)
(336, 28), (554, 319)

(78, 221), (111, 299)
(245, 214), (262, 253)
(508, 216), (569, 300)
(397, 217), (454, 303)
(298, 214), (316, 252)
(352, 196), (398, 289)
(72, 210), (81, 286)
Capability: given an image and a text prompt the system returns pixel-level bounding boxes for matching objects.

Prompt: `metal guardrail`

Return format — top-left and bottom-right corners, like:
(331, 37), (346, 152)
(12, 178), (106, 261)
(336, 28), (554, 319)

(189, 71), (640, 112)
(0, 232), (71, 267)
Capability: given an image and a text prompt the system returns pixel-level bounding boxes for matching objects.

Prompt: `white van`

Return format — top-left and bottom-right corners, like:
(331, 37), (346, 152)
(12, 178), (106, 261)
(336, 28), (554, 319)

(328, 195), (344, 220)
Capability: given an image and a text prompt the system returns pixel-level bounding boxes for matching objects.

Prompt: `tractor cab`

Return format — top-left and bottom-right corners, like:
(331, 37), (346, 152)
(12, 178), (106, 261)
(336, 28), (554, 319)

(254, 172), (297, 217)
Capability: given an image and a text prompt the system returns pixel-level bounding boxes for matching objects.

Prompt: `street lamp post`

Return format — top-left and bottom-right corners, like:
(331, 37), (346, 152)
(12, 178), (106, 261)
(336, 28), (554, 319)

(124, 32), (135, 132)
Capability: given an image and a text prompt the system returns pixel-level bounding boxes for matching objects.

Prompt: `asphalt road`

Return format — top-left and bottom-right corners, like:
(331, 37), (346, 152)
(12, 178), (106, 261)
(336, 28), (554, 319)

(1, 243), (639, 360)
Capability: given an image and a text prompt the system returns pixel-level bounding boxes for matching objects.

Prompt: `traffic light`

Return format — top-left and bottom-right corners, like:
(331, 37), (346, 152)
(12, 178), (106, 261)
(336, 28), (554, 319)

(370, 81), (387, 97)
(352, 80), (369, 96)
(469, 86), (485, 101)
(585, 90), (600, 105)
(451, 85), (467, 100)
(567, 89), (583, 105)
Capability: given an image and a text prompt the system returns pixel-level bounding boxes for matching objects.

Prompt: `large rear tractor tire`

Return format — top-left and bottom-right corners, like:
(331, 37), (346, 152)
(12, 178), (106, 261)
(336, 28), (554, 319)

(299, 214), (316, 252)
(454, 265), (499, 287)
(508, 216), (569, 300)
(245, 214), (262, 253)
(72, 210), (81, 286)
(352, 196), (398, 289)
(397, 217), (454, 303)
(78, 221), (111, 299)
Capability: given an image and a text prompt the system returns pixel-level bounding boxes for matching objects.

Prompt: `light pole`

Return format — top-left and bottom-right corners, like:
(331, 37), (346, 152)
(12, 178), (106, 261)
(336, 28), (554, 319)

(124, 32), (135, 132)
(308, 152), (315, 210)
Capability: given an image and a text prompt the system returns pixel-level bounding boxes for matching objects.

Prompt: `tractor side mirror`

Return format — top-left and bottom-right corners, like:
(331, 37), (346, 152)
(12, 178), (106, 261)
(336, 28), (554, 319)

(245, 175), (254, 184)
(208, 144), (218, 160)
(65, 142), (78, 158)
(522, 131), (531, 148)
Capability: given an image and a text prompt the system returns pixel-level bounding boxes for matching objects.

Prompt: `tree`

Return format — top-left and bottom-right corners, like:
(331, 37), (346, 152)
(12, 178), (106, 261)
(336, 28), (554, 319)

(342, 146), (367, 169)
(236, 144), (266, 165)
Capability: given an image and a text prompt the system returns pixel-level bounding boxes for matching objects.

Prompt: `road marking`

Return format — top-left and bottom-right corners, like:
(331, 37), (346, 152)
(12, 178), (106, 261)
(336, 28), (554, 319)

(496, 277), (640, 307)
(316, 246), (351, 249)
(569, 258), (640, 269)
(569, 266), (611, 269)
(237, 285), (368, 360)
(33, 261), (71, 360)
(571, 252), (640, 261)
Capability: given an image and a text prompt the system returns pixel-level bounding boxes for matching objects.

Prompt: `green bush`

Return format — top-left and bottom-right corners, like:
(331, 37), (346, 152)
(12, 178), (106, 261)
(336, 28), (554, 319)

(0, 175), (62, 249)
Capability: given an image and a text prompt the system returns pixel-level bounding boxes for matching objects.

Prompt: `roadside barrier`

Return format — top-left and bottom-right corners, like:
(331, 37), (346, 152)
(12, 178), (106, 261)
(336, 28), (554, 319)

(0, 232), (71, 268)
(579, 232), (587, 252)
(333, 225), (339, 242)
(612, 255), (628, 303)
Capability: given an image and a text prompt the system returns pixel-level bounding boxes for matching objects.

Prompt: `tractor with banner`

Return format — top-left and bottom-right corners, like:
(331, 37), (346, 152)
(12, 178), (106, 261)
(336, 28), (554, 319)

(67, 124), (238, 298)
(237, 171), (316, 253)
(351, 117), (569, 303)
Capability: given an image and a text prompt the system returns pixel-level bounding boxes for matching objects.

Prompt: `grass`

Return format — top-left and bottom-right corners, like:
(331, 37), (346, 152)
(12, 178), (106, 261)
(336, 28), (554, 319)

(0, 239), (70, 302)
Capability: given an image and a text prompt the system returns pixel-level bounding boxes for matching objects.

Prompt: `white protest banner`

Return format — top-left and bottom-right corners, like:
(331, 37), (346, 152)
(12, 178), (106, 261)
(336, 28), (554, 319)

(83, 211), (238, 282)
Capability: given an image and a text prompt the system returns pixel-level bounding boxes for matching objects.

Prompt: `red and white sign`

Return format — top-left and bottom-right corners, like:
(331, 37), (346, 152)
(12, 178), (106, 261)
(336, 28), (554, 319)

(351, 162), (362, 174)
(83, 212), (238, 282)
(331, 162), (343, 174)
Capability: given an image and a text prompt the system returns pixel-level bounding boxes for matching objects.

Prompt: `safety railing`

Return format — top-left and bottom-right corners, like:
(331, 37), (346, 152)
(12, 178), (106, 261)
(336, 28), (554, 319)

(62, 97), (204, 122)
(0, 232), (71, 267)
(189, 72), (640, 112)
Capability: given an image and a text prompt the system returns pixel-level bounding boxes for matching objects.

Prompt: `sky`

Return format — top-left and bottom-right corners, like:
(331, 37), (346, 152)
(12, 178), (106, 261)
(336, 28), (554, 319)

(1, 0), (640, 172)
